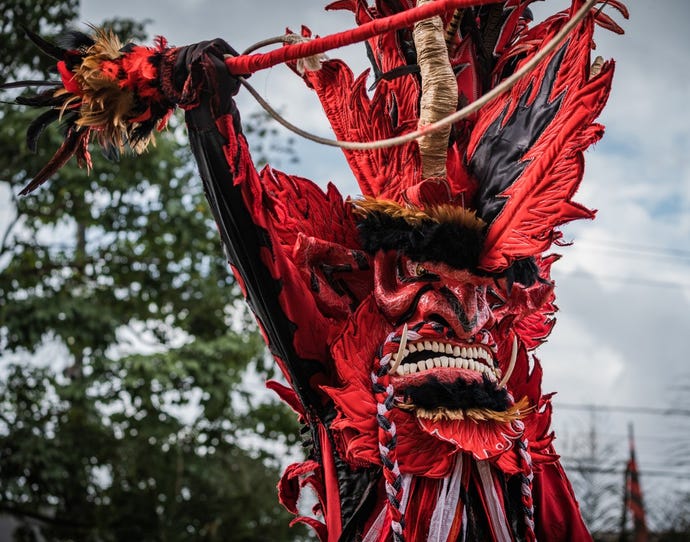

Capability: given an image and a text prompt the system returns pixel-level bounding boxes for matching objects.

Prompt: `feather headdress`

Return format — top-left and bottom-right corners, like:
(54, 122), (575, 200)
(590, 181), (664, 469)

(10, 27), (175, 194)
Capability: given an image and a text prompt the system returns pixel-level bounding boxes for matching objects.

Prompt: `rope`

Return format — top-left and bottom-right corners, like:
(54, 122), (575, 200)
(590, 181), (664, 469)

(225, 0), (499, 75)
(517, 438), (537, 542)
(241, 36), (290, 55)
(373, 336), (406, 542)
(413, 0), (458, 179)
(236, 0), (601, 151)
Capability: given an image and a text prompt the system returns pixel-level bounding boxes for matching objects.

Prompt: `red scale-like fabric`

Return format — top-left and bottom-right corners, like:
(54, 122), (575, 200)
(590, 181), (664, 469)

(302, 60), (421, 199)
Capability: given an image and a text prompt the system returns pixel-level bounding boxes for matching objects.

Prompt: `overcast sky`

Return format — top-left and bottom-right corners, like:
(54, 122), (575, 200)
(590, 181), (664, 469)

(77, 0), (690, 515)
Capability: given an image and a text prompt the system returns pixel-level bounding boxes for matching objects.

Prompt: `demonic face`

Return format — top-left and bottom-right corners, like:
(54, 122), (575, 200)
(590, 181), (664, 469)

(373, 251), (508, 413)
(325, 248), (555, 478)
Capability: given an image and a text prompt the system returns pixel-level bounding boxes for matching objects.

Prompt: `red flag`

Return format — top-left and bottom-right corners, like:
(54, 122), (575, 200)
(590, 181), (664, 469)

(620, 423), (648, 542)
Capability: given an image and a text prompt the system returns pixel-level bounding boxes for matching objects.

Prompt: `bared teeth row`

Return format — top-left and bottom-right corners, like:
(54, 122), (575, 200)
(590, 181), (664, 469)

(395, 341), (493, 363)
(393, 340), (497, 381)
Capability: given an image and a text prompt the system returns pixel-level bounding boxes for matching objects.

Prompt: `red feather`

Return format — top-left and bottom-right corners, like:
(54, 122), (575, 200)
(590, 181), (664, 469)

(467, 12), (614, 271)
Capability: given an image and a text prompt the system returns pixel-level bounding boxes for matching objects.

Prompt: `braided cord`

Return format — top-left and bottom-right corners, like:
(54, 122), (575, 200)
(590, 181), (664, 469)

(517, 438), (537, 542)
(372, 338), (405, 542)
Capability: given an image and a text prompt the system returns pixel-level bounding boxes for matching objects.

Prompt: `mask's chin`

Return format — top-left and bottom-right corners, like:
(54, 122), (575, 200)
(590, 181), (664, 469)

(394, 372), (528, 460)
(395, 374), (525, 423)
(412, 405), (526, 460)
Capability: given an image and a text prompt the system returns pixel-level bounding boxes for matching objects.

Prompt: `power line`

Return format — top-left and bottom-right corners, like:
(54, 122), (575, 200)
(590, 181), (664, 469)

(565, 271), (690, 290)
(549, 237), (690, 289)
(556, 430), (681, 443)
(577, 239), (690, 261)
(561, 457), (690, 471)
(554, 402), (690, 418)
(591, 432), (681, 443)
(561, 464), (690, 480)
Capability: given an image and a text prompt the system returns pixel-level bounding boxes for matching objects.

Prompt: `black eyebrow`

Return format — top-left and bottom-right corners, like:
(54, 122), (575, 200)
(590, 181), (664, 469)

(357, 211), (540, 287)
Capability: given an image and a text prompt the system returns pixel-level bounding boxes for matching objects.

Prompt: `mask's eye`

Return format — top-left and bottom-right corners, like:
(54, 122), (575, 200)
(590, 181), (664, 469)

(398, 258), (440, 282)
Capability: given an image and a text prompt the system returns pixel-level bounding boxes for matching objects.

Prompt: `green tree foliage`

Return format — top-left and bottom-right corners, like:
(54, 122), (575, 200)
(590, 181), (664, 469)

(0, 0), (79, 79)
(0, 2), (303, 540)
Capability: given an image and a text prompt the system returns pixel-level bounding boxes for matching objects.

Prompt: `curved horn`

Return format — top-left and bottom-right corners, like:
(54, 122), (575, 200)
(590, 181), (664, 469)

(413, 0), (458, 180)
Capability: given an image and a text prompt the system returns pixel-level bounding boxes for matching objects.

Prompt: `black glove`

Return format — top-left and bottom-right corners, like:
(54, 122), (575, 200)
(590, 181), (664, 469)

(160, 38), (243, 117)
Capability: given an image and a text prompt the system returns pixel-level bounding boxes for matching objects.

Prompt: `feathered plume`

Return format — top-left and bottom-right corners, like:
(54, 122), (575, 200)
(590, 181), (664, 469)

(5, 27), (176, 195)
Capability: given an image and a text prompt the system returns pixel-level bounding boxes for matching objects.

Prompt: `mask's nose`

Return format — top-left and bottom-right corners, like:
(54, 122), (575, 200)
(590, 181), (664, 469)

(412, 284), (494, 339)
(372, 251), (494, 338)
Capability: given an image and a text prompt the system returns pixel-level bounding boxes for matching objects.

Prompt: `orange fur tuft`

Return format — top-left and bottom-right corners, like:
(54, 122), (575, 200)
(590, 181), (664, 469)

(353, 196), (485, 230)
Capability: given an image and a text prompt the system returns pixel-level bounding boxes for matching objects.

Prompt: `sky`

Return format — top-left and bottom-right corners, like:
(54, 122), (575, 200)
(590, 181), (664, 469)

(77, 0), (690, 520)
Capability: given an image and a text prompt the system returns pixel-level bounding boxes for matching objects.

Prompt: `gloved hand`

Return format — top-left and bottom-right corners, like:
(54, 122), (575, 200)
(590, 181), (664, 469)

(160, 38), (243, 117)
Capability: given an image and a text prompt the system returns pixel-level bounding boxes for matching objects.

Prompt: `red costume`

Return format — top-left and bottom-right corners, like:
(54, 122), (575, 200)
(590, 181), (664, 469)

(13, 0), (627, 539)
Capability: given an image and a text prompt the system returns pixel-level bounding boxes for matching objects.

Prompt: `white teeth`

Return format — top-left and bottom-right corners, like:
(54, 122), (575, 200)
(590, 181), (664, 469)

(389, 338), (499, 379)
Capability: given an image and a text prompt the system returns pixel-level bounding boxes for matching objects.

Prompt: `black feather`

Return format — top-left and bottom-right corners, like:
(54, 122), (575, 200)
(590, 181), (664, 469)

(0, 80), (60, 90)
(58, 112), (79, 136)
(23, 26), (68, 60)
(56, 29), (95, 51)
(20, 128), (86, 195)
(26, 108), (61, 152)
(128, 118), (156, 147)
(16, 89), (65, 107)
(470, 43), (568, 225)
(101, 144), (121, 163)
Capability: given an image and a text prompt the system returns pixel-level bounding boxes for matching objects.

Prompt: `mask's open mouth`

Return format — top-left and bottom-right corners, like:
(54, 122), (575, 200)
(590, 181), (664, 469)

(384, 323), (522, 422)
(390, 338), (499, 382)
